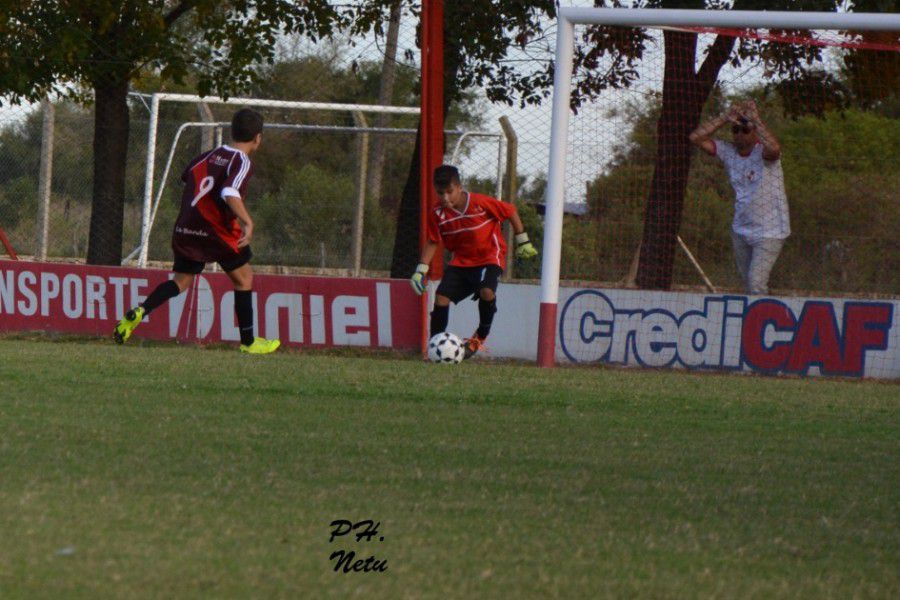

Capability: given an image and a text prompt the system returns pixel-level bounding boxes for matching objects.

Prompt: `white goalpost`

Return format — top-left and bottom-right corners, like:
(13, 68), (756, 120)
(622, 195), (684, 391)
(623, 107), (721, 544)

(537, 7), (900, 367)
(134, 93), (419, 268)
(131, 92), (507, 270)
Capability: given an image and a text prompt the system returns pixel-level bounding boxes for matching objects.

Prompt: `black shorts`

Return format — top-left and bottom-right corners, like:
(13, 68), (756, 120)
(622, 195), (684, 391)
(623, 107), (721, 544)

(436, 265), (503, 304)
(173, 247), (253, 275)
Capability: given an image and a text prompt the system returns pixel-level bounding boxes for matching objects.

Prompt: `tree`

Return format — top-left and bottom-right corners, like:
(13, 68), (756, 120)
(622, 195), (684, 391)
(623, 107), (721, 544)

(366, 0), (404, 206)
(0, 47), (463, 269)
(0, 1), (340, 265)
(584, 92), (900, 294)
(352, 0), (895, 285)
(569, 0), (900, 289)
(347, 1), (557, 277)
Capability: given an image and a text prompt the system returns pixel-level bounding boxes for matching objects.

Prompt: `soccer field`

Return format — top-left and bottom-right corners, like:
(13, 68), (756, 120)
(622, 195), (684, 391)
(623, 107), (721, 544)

(0, 339), (897, 598)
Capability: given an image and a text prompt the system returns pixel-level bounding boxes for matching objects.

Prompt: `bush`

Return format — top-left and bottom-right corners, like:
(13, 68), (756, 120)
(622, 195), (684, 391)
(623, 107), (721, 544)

(581, 103), (900, 294)
(253, 164), (356, 268)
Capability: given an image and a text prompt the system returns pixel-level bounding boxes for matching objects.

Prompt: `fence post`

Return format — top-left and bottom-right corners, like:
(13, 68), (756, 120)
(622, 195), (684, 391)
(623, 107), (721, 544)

(36, 99), (55, 261)
(198, 102), (215, 151)
(367, 0), (402, 206)
(351, 111), (370, 276)
(499, 116), (518, 279)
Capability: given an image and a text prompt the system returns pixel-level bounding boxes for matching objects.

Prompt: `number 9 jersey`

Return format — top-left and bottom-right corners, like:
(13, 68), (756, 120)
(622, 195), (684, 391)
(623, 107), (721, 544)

(172, 144), (255, 263)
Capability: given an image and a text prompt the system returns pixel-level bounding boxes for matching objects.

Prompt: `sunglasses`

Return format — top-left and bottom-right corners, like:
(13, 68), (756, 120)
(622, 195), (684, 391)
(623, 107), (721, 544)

(732, 124), (753, 134)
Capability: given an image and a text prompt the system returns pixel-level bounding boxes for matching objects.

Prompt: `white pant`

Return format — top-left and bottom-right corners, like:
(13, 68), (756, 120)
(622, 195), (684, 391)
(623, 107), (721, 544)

(731, 232), (785, 295)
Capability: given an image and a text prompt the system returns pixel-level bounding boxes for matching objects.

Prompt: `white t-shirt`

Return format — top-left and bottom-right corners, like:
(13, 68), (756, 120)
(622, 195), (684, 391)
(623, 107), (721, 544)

(714, 140), (791, 242)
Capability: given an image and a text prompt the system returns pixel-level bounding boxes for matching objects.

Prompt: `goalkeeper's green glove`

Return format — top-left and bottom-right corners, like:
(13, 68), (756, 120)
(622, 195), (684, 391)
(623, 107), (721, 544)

(515, 232), (538, 259)
(410, 263), (429, 295)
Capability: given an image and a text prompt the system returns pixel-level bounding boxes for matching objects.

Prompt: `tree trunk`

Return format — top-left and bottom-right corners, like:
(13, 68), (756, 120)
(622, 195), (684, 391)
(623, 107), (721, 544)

(87, 76), (130, 265)
(389, 4), (464, 278)
(390, 126), (422, 278)
(636, 30), (735, 289)
(368, 0), (402, 207)
(636, 31), (701, 289)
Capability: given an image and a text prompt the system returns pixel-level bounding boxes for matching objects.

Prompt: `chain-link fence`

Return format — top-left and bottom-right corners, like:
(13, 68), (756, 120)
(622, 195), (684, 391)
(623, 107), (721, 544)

(0, 3), (897, 298)
(469, 14), (899, 297)
(0, 97), (146, 261)
(0, 5), (512, 278)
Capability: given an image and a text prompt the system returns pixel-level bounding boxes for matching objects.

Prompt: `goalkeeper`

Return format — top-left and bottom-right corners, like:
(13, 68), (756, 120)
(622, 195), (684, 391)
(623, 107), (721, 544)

(410, 165), (538, 359)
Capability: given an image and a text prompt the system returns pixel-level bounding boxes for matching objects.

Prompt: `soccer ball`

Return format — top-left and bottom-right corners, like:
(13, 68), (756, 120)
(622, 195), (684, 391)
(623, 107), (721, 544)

(428, 332), (464, 364)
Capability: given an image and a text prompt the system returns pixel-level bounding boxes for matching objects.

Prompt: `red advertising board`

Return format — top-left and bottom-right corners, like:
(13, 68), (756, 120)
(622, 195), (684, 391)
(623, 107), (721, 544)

(0, 260), (420, 349)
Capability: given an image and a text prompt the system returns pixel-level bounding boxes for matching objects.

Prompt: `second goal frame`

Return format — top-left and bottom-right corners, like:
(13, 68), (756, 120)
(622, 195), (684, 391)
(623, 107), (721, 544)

(135, 92), (421, 268)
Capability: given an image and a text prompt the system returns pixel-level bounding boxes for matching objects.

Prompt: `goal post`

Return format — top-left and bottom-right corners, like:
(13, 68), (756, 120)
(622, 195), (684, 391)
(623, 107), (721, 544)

(537, 7), (900, 367)
(135, 92), (421, 268)
(132, 92), (507, 273)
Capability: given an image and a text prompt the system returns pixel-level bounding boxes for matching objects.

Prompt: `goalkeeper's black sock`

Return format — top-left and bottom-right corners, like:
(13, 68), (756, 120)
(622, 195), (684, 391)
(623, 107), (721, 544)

(476, 298), (497, 339)
(234, 289), (255, 346)
(140, 280), (180, 315)
(430, 305), (449, 338)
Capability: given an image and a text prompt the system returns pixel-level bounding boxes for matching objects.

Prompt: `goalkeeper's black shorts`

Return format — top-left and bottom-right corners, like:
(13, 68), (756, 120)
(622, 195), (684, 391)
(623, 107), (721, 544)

(436, 265), (503, 304)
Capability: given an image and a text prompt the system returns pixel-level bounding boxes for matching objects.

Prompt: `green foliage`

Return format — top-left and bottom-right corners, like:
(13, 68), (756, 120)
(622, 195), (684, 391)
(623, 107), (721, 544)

(253, 164), (356, 268)
(777, 110), (900, 292)
(571, 1), (898, 289)
(361, 193), (399, 271)
(246, 55), (422, 206)
(0, 1), (344, 263)
(0, 1), (343, 103)
(580, 95), (900, 293)
(511, 199), (544, 279)
(0, 99), (161, 256)
(0, 51), (479, 268)
(0, 176), (36, 230)
(347, 1), (558, 107)
(423, 0), (864, 113)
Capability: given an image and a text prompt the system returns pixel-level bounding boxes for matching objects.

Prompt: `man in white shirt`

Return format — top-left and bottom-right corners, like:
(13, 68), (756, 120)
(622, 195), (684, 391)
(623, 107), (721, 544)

(690, 100), (790, 295)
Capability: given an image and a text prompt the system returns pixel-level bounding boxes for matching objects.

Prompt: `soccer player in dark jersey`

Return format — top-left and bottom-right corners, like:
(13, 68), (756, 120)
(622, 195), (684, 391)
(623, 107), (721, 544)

(410, 165), (538, 359)
(114, 108), (280, 354)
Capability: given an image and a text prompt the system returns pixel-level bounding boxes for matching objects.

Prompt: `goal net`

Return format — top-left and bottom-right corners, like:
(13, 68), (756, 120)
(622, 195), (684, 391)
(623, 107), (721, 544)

(538, 8), (900, 376)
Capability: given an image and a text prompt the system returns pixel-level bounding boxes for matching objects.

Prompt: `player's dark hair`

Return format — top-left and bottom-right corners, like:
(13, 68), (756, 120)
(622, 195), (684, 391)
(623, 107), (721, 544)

(231, 108), (264, 142)
(433, 165), (461, 188)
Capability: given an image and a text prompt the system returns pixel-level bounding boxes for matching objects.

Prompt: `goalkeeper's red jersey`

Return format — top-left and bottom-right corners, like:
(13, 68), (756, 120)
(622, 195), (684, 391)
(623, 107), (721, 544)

(172, 145), (254, 262)
(427, 192), (517, 268)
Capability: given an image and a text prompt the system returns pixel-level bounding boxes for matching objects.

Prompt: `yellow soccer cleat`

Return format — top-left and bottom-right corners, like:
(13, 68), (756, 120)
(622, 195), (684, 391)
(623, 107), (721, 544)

(113, 306), (145, 344)
(240, 337), (281, 355)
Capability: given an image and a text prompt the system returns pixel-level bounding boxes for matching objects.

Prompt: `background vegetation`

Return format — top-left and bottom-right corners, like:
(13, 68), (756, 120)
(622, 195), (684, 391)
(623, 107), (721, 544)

(0, 34), (896, 295)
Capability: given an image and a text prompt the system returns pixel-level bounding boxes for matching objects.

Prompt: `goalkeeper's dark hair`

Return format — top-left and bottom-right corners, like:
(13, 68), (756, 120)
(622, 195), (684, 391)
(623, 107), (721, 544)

(231, 108), (264, 142)
(433, 165), (461, 188)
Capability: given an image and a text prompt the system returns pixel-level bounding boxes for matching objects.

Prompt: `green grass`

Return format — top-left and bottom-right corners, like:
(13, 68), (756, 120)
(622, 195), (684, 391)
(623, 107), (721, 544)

(0, 339), (897, 599)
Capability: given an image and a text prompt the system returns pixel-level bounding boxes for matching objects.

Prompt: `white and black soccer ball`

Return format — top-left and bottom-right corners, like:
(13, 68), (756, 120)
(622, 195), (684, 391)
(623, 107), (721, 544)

(427, 332), (464, 364)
